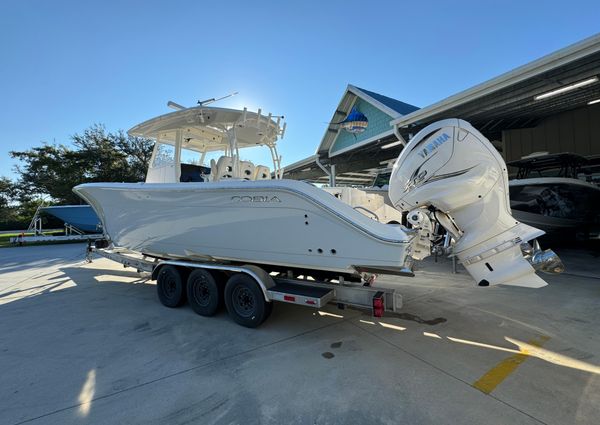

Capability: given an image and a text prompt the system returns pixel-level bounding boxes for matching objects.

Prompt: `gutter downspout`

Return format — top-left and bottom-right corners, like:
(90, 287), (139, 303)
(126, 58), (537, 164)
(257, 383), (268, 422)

(315, 156), (330, 177)
(315, 156), (337, 187)
(393, 124), (408, 146)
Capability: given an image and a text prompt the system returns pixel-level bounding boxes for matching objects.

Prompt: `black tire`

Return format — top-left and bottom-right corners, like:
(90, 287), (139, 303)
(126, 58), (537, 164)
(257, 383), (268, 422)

(264, 300), (273, 321)
(156, 265), (186, 308)
(187, 269), (222, 316)
(224, 273), (269, 328)
(210, 270), (229, 286)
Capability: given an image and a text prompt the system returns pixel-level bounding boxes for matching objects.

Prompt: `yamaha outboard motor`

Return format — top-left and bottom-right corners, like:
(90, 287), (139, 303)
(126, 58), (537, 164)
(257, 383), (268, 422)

(389, 119), (564, 288)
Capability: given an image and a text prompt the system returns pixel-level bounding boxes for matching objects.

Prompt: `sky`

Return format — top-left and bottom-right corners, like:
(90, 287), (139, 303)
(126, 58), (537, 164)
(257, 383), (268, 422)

(1, 0), (599, 179)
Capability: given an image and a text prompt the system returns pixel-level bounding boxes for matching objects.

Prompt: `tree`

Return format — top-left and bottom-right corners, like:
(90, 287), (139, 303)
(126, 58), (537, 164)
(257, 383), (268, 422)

(113, 130), (154, 181)
(0, 177), (16, 209)
(0, 177), (29, 230)
(11, 125), (154, 204)
(11, 144), (82, 204)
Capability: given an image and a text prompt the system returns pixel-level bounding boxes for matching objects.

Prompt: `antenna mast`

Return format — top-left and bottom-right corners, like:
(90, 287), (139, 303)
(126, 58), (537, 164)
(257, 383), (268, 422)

(198, 91), (239, 106)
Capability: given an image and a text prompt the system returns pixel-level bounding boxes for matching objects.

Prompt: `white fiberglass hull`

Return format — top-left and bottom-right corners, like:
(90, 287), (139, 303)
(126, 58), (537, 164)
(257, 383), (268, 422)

(74, 180), (413, 275)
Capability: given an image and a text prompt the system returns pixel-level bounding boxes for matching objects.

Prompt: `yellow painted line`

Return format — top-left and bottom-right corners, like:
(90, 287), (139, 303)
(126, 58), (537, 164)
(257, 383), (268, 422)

(506, 337), (600, 375)
(473, 335), (550, 394)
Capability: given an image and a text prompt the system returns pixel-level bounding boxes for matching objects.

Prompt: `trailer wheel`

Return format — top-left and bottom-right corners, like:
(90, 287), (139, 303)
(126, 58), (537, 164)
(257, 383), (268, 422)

(224, 273), (270, 328)
(187, 269), (222, 316)
(264, 299), (273, 320)
(157, 265), (186, 308)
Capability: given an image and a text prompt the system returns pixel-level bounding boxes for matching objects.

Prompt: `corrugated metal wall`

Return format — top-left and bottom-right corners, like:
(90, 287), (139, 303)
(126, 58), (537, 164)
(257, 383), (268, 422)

(502, 103), (600, 161)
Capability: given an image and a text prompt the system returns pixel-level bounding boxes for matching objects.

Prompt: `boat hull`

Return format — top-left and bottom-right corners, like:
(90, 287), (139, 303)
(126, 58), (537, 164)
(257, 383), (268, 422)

(41, 205), (101, 233)
(74, 180), (413, 275)
(509, 177), (600, 234)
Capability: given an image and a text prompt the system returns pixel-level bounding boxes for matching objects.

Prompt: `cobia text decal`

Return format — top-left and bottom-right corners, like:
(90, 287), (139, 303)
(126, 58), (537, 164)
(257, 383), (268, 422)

(231, 195), (281, 203)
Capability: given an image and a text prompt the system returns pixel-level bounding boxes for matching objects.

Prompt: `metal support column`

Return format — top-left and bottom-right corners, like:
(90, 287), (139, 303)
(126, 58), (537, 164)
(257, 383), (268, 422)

(330, 164), (336, 187)
(174, 130), (182, 182)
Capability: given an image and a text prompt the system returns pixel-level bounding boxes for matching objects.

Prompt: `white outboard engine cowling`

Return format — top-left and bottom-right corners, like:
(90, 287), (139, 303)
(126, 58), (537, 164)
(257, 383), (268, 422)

(389, 119), (562, 288)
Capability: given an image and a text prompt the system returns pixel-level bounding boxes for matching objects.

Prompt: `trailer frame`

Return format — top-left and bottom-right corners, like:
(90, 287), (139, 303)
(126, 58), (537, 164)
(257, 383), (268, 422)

(86, 242), (403, 326)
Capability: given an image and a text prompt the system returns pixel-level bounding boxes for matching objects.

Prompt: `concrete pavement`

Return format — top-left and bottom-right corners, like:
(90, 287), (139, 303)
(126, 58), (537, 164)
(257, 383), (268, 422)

(0, 243), (598, 424)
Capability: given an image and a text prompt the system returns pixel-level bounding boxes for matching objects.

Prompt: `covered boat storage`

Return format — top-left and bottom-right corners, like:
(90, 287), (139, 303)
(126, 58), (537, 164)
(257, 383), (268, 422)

(284, 33), (600, 186)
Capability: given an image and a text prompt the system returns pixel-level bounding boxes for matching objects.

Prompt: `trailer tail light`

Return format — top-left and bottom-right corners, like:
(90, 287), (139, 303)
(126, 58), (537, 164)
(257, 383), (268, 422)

(372, 292), (385, 317)
(306, 300), (316, 305)
(284, 295), (296, 302)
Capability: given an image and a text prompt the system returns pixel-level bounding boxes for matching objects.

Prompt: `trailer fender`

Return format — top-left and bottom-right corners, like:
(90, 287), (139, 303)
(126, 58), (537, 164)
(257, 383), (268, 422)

(239, 264), (276, 301)
(151, 261), (274, 302)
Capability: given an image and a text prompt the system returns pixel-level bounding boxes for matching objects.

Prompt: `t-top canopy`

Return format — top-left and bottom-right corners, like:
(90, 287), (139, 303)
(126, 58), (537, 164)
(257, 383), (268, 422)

(507, 152), (590, 179)
(128, 106), (286, 153)
(507, 152), (589, 170)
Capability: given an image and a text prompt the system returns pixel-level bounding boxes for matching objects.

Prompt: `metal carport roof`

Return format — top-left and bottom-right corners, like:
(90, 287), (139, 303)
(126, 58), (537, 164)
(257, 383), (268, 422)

(392, 33), (600, 141)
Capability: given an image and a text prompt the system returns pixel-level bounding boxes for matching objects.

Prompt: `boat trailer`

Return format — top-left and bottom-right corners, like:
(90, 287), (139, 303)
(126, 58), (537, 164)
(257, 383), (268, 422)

(86, 241), (404, 328)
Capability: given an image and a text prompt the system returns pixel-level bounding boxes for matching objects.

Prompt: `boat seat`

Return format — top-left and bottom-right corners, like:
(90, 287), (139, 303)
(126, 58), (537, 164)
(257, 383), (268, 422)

(216, 156), (235, 180)
(209, 159), (218, 182)
(254, 165), (271, 180)
(239, 161), (255, 180)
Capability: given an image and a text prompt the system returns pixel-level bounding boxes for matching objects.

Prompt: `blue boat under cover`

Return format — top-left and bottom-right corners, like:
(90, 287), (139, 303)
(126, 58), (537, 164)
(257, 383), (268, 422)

(41, 205), (101, 233)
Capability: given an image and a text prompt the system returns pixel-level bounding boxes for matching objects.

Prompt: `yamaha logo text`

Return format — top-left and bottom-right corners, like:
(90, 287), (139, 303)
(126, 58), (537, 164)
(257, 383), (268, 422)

(417, 133), (450, 158)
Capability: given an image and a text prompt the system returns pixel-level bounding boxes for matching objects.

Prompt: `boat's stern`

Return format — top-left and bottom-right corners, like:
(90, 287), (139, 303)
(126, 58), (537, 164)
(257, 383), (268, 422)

(388, 118), (565, 288)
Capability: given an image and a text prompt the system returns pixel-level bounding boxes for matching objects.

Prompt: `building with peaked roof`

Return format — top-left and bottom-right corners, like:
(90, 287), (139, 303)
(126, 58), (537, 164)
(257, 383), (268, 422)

(284, 33), (600, 186)
(284, 85), (419, 185)
(321, 86), (418, 158)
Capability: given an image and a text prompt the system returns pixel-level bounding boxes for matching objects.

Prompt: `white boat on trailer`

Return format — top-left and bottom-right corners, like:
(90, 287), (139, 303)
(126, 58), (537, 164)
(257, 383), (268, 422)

(77, 103), (564, 327)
